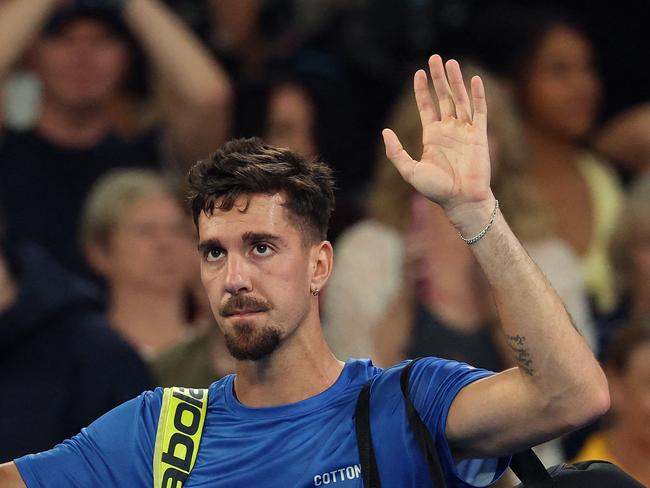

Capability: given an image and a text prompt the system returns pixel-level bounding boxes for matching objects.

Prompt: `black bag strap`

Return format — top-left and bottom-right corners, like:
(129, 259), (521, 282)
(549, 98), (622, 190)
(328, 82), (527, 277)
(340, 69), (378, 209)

(355, 380), (382, 488)
(510, 449), (552, 485)
(400, 358), (447, 488)
(357, 358), (553, 488)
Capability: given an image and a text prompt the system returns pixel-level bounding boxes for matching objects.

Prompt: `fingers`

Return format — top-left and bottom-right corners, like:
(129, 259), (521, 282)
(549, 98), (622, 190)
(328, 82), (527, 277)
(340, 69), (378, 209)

(414, 69), (439, 128)
(382, 128), (415, 182)
(445, 59), (472, 123)
(426, 55), (479, 125)
(471, 75), (487, 133)
(428, 55), (455, 119)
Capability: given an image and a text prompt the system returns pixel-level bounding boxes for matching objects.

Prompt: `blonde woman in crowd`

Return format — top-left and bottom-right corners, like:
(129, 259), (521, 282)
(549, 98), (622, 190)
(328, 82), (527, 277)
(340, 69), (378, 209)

(81, 169), (196, 359)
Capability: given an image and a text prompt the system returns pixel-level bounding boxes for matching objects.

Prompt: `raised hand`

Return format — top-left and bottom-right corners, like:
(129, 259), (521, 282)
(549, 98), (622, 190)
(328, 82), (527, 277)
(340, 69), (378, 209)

(383, 55), (494, 221)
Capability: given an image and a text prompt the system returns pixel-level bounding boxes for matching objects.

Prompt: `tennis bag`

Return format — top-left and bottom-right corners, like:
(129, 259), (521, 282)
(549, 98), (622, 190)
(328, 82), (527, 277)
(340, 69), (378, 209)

(355, 358), (644, 488)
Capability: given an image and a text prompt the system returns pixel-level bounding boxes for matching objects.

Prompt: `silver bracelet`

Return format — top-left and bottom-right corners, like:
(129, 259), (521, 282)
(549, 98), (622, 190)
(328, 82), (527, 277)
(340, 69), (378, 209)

(458, 199), (499, 245)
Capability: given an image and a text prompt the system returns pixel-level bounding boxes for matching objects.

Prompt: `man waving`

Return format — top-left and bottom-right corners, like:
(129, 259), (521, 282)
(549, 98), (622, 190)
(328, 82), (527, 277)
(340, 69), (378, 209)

(0, 56), (608, 487)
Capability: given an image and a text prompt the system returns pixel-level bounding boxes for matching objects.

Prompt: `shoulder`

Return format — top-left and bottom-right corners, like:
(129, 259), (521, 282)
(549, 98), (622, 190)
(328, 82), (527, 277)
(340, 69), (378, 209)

(370, 358), (493, 415)
(88, 388), (164, 438)
(153, 330), (209, 367)
(15, 388), (165, 487)
(66, 314), (153, 394)
(71, 314), (146, 366)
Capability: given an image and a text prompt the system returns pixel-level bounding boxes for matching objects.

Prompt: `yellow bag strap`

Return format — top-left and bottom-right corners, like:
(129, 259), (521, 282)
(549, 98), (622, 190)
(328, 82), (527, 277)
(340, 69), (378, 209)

(153, 387), (209, 488)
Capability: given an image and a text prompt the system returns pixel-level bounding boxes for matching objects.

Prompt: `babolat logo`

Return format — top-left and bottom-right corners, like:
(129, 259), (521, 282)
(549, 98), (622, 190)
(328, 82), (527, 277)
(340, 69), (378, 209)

(154, 387), (209, 488)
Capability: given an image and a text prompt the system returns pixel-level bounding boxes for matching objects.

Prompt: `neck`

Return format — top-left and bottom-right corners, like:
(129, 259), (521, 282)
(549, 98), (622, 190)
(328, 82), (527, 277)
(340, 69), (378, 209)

(526, 124), (578, 170)
(37, 100), (113, 148)
(109, 283), (187, 356)
(233, 306), (344, 407)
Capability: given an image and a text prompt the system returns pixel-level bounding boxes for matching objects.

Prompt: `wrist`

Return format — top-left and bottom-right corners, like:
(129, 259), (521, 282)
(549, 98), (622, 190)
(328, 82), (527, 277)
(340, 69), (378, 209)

(445, 194), (497, 239)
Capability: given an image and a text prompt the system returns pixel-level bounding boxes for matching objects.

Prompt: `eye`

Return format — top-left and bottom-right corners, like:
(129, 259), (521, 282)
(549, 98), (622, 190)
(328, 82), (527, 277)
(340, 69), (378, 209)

(205, 247), (225, 262)
(252, 243), (273, 257)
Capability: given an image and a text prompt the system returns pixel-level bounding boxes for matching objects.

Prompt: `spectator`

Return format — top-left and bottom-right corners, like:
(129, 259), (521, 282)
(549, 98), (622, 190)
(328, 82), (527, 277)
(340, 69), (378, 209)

(325, 65), (596, 371)
(0, 211), (152, 462)
(572, 320), (650, 486)
(262, 73), (364, 238)
(265, 80), (317, 159)
(81, 169), (195, 358)
(469, 4), (625, 315)
(0, 0), (231, 277)
(601, 174), (650, 352)
(201, 0), (294, 139)
(201, 1), (371, 202)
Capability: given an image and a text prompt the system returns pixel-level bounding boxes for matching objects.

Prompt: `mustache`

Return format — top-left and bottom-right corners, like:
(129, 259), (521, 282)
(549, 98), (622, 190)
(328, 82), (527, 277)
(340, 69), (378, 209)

(220, 295), (271, 317)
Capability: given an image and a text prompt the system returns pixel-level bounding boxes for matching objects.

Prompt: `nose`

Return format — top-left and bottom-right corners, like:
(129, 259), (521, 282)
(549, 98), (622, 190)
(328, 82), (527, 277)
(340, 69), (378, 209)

(224, 253), (252, 295)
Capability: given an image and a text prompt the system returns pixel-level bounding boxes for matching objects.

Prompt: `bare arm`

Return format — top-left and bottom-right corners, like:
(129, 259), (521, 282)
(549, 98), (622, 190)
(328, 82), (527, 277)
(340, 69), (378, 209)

(595, 103), (650, 173)
(0, 0), (59, 81)
(383, 55), (609, 458)
(124, 0), (232, 167)
(0, 463), (26, 488)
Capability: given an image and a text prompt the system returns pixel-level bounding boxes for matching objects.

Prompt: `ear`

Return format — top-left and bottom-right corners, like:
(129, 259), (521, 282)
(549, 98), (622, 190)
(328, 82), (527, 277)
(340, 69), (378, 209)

(84, 241), (113, 278)
(309, 240), (333, 296)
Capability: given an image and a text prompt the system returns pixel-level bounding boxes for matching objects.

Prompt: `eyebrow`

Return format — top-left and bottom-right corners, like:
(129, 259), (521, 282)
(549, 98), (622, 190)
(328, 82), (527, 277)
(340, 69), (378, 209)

(197, 233), (285, 253)
(197, 238), (222, 254)
(242, 232), (285, 247)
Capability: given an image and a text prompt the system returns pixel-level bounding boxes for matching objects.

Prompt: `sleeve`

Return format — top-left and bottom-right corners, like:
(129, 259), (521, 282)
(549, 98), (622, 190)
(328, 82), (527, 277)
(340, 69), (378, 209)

(323, 221), (404, 359)
(409, 358), (510, 487)
(14, 389), (163, 488)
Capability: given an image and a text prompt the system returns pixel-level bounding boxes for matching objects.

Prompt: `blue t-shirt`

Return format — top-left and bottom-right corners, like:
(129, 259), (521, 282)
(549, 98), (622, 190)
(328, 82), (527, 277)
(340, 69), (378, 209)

(16, 358), (508, 487)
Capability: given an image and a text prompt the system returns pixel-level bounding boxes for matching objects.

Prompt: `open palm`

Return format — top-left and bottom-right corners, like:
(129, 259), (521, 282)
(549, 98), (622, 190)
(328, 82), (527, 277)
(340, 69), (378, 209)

(383, 55), (492, 212)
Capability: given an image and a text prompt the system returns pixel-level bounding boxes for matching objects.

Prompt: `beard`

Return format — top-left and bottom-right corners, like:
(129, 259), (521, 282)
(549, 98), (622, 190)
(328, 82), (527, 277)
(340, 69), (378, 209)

(224, 322), (282, 361)
(218, 294), (278, 361)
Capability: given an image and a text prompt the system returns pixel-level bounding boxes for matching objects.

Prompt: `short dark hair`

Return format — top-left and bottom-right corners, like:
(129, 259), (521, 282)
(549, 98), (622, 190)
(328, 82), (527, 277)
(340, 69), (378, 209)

(187, 138), (335, 242)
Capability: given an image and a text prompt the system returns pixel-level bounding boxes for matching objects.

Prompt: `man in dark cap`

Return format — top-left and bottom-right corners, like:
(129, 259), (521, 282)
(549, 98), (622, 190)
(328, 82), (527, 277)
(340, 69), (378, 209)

(0, 0), (231, 276)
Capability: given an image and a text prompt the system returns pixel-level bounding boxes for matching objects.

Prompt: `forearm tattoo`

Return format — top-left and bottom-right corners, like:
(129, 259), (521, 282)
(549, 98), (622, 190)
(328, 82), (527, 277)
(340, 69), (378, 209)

(506, 334), (534, 376)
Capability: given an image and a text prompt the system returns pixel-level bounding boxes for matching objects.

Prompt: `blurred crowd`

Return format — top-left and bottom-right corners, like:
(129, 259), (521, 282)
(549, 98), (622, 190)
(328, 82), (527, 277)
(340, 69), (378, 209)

(0, 0), (648, 485)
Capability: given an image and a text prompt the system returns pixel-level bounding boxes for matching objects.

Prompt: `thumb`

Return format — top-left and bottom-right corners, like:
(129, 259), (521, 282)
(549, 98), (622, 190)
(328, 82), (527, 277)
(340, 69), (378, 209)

(383, 128), (415, 183)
